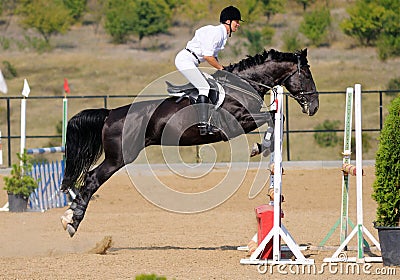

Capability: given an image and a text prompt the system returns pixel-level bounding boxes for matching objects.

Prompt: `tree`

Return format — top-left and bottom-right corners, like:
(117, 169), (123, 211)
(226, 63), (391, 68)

(104, 0), (172, 44)
(340, 0), (386, 46)
(295, 0), (316, 11)
(242, 27), (274, 56)
(17, 0), (73, 44)
(0, 0), (18, 32)
(299, 7), (331, 46)
(86, 0), (107, 34)
(282, 30), (302, 52)
(104, 0), (136, 43)
(164, 0), (183, 12)
(261, 0), (286, 21)
(341, 0), (400, 60)
(63, 0), (88, 21)
(236, 0), (275, 56)
(313, 120), (340, 148)
(239, 0), (264, 25)
(132, 0), (172, 42)
(174, 0), (207, 33)
(375, 0), (400, 60)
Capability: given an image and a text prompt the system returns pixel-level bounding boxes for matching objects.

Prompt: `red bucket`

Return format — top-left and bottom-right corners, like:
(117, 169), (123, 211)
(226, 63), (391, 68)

(255, 204), (283, 259)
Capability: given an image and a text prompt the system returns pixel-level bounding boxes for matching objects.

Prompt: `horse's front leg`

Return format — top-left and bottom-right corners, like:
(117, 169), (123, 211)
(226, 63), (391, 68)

(250, 126), (274, 157)
(248, 111), (275, 157)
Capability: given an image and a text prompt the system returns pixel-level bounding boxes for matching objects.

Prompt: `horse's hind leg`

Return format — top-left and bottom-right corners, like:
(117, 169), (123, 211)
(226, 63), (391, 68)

(61, 158), (124, 237)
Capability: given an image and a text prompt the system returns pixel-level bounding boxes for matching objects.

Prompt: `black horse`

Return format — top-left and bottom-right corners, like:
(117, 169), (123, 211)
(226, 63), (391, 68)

(60, 49), (319, 237)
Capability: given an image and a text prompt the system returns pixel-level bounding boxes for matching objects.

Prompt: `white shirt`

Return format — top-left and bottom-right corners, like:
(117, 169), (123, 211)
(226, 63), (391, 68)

(186, 24), (228, 62)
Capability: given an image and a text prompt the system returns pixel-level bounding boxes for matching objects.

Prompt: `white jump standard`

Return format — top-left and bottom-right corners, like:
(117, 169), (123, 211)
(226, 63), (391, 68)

(323, 84), (381, 263)
(240, 86), (314, 265)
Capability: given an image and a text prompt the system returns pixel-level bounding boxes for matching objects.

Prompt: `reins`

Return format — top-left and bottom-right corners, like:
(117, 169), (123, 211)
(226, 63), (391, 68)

(224, 50), (318, 110)
(237, 55), (317, 99)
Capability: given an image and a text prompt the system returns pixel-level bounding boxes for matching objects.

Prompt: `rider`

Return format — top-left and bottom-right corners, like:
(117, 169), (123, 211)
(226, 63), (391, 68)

(175, 5), (242, 135)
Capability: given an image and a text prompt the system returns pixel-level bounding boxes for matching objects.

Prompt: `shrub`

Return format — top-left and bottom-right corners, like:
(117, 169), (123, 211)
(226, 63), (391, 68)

(2, 60), (17, 78)
(23, 35), (52, 53)
(350, 133), (372, 160)
(313, 120), (340, 147)
(340, 0), (385, 46)
(0, 36), (10, 50)
(3, 151), (38, 197)
(242, 26), (274, 56)
(16, 0), (73, 44)
(104, 0), (172, 44)
(299, 7), (331, 46)
(132, 0), (172, 42)
(387, 78), (400, 90)
(372, 96), (400, 227)
(63, 0), (87, 21)
(282, 30), (301, 52)
(135, 274), (167, 280)
(386, 77), (400, 97)
(340, 0), (400, 60)
(104, 0), (136, 43)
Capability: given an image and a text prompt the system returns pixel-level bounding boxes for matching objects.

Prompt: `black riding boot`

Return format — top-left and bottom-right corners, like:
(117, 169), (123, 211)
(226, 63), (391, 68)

(196, 95), (210, 135)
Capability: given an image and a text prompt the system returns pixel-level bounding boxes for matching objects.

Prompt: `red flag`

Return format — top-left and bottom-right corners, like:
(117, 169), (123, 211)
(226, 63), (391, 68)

(64, 78), (70, 94)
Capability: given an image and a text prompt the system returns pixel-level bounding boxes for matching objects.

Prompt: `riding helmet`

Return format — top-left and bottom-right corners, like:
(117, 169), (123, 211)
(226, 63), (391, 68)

(220, 6), (242, 23)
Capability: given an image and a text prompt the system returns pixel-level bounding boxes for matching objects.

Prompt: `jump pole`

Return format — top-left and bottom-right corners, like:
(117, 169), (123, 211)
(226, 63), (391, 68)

(0, 130), (3, 166)
(62, 78), (70, 148)
(62, 97), (67, 147)
(324, 84), (381, 263)
(319, 87), (354, 247)
(240, 86), (314, 265)
(20, 79), (30, 159)
(27, 146), (65, 155)
(340, 87), (353, 247)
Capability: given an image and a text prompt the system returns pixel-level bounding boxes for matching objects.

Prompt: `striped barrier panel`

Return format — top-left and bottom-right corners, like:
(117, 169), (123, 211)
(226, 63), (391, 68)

(28, 160), (68, 211)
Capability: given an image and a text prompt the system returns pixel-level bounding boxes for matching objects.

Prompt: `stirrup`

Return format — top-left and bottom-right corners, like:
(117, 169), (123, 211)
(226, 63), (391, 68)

(198, 123), (219, 135)
(198, 123), (208, 135)
(206, 124), (220, 135)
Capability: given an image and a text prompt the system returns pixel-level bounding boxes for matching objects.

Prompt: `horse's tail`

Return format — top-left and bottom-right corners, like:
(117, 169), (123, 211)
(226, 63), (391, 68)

(61, 108), (110, 192)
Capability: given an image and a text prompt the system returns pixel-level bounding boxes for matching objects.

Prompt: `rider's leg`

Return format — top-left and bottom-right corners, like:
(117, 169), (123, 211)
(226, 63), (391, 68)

(195, 94), (210, 135)
(175, 52), (216, 135)
(179, 69), (211, 133)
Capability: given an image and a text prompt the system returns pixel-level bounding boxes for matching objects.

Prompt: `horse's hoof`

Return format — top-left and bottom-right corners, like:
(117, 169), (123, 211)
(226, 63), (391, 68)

(60, 209), (73, 230)
(61, 217), (68, 230)
(250, 143), (260, 157)
(66, 224), (76, 237)
(262, 148), (271, 157)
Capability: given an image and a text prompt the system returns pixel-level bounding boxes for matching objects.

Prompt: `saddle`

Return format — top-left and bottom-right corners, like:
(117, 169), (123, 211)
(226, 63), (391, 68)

(166, 72), (225, 109)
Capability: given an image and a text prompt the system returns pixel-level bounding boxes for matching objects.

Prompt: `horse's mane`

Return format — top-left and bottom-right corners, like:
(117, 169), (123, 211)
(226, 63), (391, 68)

(225, 49), (308, 72)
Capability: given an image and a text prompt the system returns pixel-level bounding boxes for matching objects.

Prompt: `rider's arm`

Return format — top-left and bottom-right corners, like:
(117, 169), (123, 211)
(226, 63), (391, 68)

(204, 56), (224, 70)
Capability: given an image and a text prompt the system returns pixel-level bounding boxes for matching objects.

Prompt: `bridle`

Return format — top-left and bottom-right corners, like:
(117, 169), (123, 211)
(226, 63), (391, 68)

(241, 55), (318, 107)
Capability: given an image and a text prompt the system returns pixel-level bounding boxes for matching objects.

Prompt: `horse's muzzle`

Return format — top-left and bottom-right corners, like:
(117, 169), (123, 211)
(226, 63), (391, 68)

(307, 101), (319, 116)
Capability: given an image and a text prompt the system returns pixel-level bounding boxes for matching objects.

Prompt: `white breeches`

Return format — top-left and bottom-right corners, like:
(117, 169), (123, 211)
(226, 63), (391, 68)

(175, 49), (210, 97)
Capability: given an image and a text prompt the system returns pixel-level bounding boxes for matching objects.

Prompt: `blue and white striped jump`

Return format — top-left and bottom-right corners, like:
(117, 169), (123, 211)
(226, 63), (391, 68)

(27, 146), (65, 155)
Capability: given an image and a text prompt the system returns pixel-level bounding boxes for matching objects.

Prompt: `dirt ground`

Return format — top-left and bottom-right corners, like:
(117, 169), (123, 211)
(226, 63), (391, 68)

(0, 163), (398, 280)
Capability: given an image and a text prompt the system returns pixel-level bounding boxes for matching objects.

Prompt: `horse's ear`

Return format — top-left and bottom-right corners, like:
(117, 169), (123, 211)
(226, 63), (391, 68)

(268, 49), (276, 59)
(301, 48), (308, 57)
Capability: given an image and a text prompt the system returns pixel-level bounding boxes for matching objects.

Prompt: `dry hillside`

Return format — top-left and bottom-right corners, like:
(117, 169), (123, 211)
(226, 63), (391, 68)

(0, 1), (399, 163)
